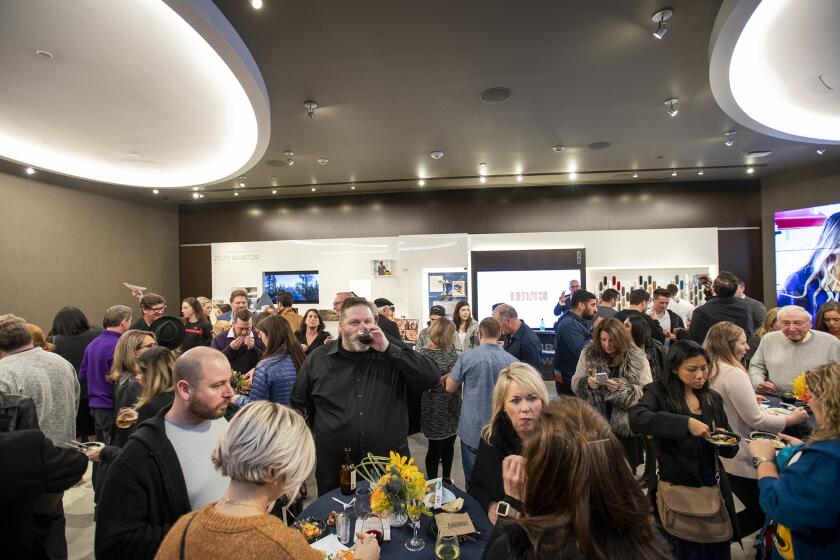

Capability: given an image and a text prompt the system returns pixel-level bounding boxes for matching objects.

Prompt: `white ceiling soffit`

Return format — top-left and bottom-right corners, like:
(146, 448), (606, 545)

(709, 0), (840, 144)
(0, 0), (270, 188)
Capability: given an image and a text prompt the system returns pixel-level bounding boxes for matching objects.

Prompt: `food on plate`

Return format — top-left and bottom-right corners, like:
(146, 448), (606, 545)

(326, 511), (338, 526)
(706, 430), (740, 446)
(766, 408), (791, 416)
(441, 497), (464, 513)
(749, 432), (786, 449)
(293, 517), (326, 542)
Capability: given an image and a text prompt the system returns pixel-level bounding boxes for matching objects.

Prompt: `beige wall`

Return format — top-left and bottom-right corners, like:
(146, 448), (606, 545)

(0, 172), (179, 330)
(761, 160), (840, 305)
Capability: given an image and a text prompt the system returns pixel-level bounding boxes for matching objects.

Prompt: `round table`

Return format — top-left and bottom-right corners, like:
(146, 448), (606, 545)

(761, 394), (815, 439)
(300, 481), (492, 559)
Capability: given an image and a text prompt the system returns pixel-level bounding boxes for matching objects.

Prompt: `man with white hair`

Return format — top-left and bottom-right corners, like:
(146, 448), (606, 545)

(749, 305), (840, 394)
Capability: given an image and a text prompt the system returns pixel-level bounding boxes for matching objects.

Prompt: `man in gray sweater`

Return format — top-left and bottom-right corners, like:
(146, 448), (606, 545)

(0, 313), (81, 559)
(749, 306), (840, 394)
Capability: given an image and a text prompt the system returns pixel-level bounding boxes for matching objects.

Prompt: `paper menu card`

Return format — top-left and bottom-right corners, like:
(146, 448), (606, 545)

(435, 513), (476, 537)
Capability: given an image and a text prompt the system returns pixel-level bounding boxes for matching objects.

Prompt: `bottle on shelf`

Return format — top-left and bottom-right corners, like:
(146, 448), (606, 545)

(539, 318), (545, 330)
(340, 446), (356, 495)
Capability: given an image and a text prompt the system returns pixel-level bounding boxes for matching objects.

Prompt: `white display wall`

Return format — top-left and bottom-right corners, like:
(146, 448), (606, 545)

(211, 228), (718, 325)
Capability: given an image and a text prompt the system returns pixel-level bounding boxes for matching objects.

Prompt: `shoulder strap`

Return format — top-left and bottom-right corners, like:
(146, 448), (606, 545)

(179, 511), (200, 560)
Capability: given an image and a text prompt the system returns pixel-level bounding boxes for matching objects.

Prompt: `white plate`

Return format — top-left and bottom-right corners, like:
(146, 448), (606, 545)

(766, 407), (791, 416)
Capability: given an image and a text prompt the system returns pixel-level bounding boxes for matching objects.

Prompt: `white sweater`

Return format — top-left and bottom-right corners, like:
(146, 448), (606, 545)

(710, 361), (786, 479)
(748, 330), (840, 393)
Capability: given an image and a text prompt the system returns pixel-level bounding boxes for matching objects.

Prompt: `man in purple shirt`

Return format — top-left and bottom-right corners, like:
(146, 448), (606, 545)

(211, 308), (264, 374)
(79, 305), (132, 445)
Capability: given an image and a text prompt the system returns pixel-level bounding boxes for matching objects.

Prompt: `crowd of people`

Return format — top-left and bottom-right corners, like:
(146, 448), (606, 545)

(1, 272), (839, 559)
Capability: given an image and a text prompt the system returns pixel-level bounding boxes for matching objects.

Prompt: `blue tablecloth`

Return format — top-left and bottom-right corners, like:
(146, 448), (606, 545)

(300, 481), (492, 559)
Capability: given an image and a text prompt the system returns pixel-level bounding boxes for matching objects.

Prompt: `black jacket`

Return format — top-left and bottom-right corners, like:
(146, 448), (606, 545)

(0, 391), (39, 433)
(468, 412), (522, 512)
(0, 430), (87, 558)
(377, 314), (402, 340)
(94, 402), (239, 559)
(688, 296), (754, 343)
(628, 381), (741, 542)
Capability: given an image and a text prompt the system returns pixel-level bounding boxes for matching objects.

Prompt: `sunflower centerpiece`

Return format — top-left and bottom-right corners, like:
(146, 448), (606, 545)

(792, 372), (810, 404)
(356, 451), (430, 527)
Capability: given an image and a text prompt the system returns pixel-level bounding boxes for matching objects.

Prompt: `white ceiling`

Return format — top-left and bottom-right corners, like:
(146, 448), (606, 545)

(1, 0), (839, 202)
(0, 0), (269, 188)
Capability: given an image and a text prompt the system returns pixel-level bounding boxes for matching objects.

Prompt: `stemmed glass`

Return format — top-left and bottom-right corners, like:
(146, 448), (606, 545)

(354, 487), (372, 520)
(405, 498), (425, 552)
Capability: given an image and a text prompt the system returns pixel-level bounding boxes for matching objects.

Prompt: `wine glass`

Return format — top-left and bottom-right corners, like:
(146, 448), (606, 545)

(405, 498), (425, 552)
(435, 534), (460, 559)
(354, 487), (372, 520)
(361, 514), (384, 545)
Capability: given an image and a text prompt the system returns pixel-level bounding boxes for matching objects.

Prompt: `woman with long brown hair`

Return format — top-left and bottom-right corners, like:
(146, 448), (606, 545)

(295, 308), (331, 354)
(452, 301), (479, 354)
(180, 296), (212, 352)
(705, 322), (807, 537)
(815, 301), (840, 340)
(236, 315), (305, 406)
(746, 306), (781, 364)
(571, 317), (651, 468)
(134, 346), (177, 422)
(484, 398), (670, 559)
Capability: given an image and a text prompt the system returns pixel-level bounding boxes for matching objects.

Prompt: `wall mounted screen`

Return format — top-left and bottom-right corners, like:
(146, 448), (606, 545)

(262, 271), (320, 304)
(476, 269), (582, 328)
(774, 203), (840, 315)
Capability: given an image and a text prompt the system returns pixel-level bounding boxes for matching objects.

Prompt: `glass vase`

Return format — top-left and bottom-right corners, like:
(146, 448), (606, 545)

(388, 499), (408, 528)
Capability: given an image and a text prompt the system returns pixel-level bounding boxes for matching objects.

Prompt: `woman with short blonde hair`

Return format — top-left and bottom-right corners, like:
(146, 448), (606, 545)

(470, 362), (548, 525)
(156, 401), (380, 559)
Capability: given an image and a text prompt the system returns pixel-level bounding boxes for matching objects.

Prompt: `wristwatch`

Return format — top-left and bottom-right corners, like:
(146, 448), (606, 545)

(752, 456), (773, 468)
(495, 500), (522, 519)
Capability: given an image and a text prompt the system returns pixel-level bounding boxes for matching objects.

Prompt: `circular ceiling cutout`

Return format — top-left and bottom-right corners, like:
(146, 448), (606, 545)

(709, 0), (840, 144)
(0, 0), (271, 187)
(480, 87), (513, 103)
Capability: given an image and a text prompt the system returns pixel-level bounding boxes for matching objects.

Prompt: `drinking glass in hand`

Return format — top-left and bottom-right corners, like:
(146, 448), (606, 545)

(115, 407), (139, 429)
(405, 497), (425, 552)
(361, 515), (384, 545)
(435, 534), (460, 559)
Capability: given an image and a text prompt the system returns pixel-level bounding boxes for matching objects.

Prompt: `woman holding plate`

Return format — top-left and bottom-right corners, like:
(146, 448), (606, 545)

(629, 340), (739, 559)
(748, 362), (840, 560)
(705, 322), (808, 537)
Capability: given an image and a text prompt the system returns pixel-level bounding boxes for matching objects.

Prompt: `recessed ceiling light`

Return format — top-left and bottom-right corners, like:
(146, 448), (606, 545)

(516, 174), (523, 182)
(569, 172), (578, 180)
(34, 50), (54, 59)
(747, 151), (772, 158)
(418, 179), (426, 186)
(697, 170), (704, 176)
(664, 98), (679, 118)
(284, 151), (295, 166)
(671, 170), (678, 176)
(152, 189), (160, 194)
(250, 0), (263, 9)
(234, 192), (240, 196)
(350, 184), (357, 190)
(816, 146), (827, 155)
(311, 186), (317, 192)
(478, 162), (487, 175)
(479, 176), (487, 183)
(317, 158), (329, 165)
(480, 87), (512, 103)
(724, 131), (736, 146)
(24, 166), (36, 175)
(632, 171), (639, 178)
(272, 189), (277, 194)
(746, 167), (754, 174)
(192, 186), (199, 191)
(199, 193), (205, 198)
(430, 151), (444, 160)
(304, 100), (318, 119)
(238, 175), (246, 187)
(192, 192), (200, 199)
(652, 8), (673, 40)
(553, 145), (566, 153)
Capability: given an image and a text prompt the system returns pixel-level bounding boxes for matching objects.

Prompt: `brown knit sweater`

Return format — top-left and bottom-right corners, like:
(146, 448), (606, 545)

(154, 504), (323, 560)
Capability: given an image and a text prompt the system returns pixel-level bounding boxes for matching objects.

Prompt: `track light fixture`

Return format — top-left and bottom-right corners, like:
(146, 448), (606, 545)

(304, 100), (318, 119)
(317, 158), (329, 165)
(284, 151), (295, 166)
(552, 145), (566, 153)
(430, 151), (444, 160)
(237, 176), (246, 188)
(652, 8), (673, 40)
(671, 170), (678, 177)
(516, 174), (523, 182)
(697, 170), (704, 176)
(311, 186), (317, 192)
(569, 172), (578, 180)
(25, 166), (36, 175)
(479, 176), (487, 183)
(664, 98), (679, 118)
(817, 146), (827, 155)
(152, 189), (160, 195)
(418, 179), (425, 186)
(272, 189), (277, 194)
(234, 192), (240, 197)
(632, 171), (639, 178)
(746, 167), (754, 174)
(724, 131), (736, 146)
(478, 162), (487, 175)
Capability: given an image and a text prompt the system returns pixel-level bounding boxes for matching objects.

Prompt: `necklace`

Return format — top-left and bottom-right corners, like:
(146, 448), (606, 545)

(218, 496), (267, 513)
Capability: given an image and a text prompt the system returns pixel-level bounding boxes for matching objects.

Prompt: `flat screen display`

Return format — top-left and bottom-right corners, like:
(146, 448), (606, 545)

(262, 271), (320, 304)
(476, 269), (581, 328)
(774, 203), (840, 315)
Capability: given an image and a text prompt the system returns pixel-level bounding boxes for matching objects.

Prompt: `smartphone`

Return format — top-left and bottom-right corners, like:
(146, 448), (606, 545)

(595, 372), (609, 385)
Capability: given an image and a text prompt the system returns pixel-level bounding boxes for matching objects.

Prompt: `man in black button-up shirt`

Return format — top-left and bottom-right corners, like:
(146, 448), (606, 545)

(291, 297), (439, 495)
